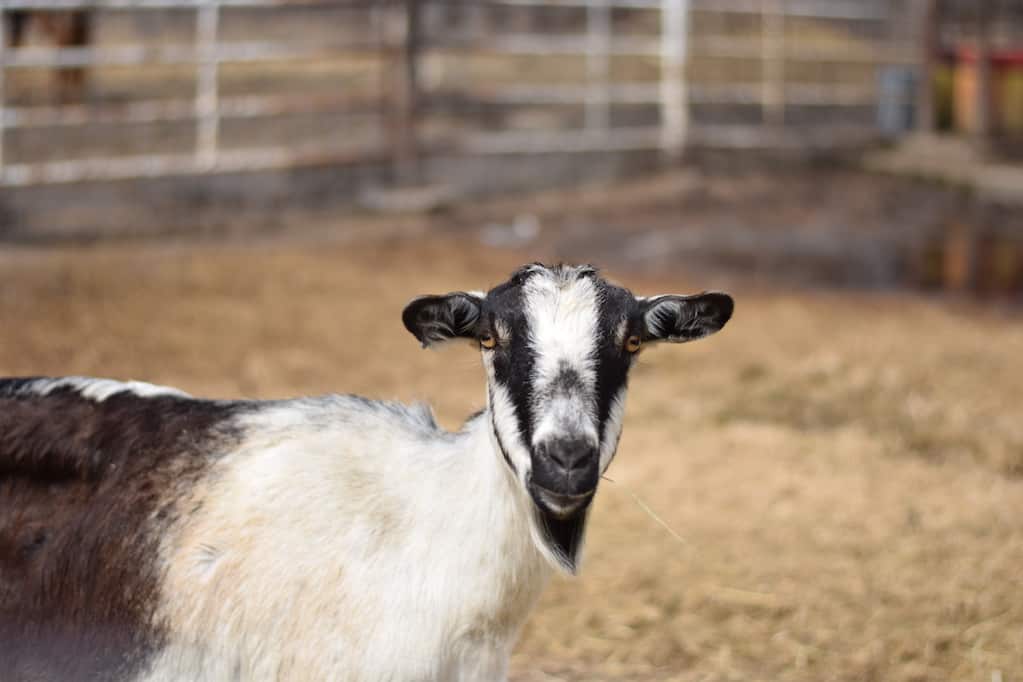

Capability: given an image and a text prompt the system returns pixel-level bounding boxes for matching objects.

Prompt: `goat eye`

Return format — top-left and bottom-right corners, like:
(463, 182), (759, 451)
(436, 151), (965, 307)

(625, 335), (642, 353)
(480, 333), (497, 350)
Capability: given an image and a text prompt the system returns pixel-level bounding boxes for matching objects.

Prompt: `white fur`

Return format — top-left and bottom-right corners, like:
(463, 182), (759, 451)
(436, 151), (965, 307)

(485, 376), (530, 479)
(141, 398), (550, 682)
(27, 376), (190, 402)
(598, 388), (627, 474)
(522, 270), (600, 448)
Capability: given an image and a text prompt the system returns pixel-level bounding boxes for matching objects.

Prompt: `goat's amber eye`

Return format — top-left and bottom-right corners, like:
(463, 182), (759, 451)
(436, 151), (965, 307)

(625, 335), (642, 353)
(480, 333), (497, 350)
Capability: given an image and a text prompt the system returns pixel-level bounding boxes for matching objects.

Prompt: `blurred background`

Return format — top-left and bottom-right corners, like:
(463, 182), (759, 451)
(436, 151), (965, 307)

(0, 1), (1021, 680)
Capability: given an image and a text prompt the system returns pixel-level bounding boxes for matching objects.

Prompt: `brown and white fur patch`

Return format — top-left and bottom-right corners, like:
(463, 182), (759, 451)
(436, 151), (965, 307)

(0, 378), (243, 680)
(0, 380), (549, 682)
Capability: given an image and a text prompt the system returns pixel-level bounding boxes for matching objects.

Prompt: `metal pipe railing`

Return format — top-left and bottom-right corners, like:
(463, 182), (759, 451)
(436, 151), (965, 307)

(0, 0), (905, 187)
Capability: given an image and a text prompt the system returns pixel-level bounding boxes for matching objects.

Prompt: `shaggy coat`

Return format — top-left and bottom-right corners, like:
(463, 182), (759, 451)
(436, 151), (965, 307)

(0, 379), (544, 681)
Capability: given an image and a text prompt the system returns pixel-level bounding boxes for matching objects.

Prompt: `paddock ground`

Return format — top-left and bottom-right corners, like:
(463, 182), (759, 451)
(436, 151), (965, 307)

(0, 221), (1021, 681)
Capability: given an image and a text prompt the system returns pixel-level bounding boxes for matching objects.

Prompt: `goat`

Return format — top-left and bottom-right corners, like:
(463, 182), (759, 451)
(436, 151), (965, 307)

(0, 264), (733, 682)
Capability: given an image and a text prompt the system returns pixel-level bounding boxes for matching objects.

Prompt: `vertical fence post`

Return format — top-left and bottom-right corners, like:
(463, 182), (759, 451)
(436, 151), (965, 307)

(659, 0), (689, 159)
(390, 0), (421, 186)
(761, 0), (785, 127)
(586, 0), (611, 132)
(196, 0), (220, 169)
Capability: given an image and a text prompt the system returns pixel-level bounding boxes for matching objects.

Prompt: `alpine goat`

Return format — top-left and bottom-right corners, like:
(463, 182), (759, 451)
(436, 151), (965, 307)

(0, 263), (733, 681)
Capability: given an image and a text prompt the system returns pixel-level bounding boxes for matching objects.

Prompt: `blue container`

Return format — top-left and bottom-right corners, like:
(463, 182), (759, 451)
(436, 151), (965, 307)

(877, 66), (919, 137)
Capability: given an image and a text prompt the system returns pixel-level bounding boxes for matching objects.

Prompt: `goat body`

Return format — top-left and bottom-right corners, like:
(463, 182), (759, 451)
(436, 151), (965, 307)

(0, 378), (548, 682)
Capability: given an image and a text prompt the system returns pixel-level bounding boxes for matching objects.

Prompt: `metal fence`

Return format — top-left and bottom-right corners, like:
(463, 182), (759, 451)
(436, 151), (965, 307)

(0, 0), (920, 187)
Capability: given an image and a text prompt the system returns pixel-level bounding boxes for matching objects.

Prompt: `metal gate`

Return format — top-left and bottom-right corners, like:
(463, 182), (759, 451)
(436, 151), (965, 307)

(0, 0), (917, 188)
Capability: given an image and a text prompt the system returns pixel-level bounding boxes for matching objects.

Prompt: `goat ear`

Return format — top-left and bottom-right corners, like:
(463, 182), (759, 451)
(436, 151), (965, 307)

(402, 292), (483, 348)
(640, 292), (733, 344)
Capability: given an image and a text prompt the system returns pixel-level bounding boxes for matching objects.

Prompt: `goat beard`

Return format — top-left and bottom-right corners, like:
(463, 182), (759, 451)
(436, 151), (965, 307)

(532, 504), (590, 575)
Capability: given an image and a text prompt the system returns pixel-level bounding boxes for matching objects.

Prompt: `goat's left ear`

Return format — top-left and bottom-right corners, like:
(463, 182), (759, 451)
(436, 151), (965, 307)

(640, 292), (734, 343)
(402, 292), (483, 348)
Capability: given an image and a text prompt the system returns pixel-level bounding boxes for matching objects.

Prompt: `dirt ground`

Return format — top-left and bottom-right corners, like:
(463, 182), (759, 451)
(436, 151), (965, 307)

(0, 228), (1021, 682)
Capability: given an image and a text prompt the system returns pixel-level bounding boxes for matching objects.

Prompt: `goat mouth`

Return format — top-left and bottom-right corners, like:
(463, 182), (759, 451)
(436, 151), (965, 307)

(528, 482), (594, 520)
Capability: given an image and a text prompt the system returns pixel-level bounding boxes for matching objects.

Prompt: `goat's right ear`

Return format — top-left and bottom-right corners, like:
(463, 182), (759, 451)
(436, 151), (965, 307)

(402, 292), (483, 348)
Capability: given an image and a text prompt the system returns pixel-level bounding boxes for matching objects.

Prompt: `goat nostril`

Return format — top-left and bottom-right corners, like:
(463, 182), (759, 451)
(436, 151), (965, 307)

(569, 455), (592, 472)
(547, 448), (569, 470)
(544, 440), (595, 473)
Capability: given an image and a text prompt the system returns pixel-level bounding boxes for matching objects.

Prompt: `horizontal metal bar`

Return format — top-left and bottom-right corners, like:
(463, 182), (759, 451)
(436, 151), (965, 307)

(2, 83), (873, 131)
(2, 39), (381, 68)
(465, 0), (886, 20)
(689, 83), (876, 106)
(463, 82), (876, 106)
(691, 122), (879, 148)
(485, 0), (661, 9)
(430, 35), (911, 63)
(2, 0), (886, 16)
(1, 36), (904, 71)
(2, 92), (381, 128)
(1, 0), (383, 9)
(447, 123), (877, 155)
(690, 37), (915, 63)
(471, 82), (661, 105)
(0, 121), (880, 185)
(5, 44), (194, 68)
(691, 0), (887, 21)
(456, 126), (663, 154)
(436, 34), (661, 57)
(782, 85), (877, 107)
(0, 139), (386, 186)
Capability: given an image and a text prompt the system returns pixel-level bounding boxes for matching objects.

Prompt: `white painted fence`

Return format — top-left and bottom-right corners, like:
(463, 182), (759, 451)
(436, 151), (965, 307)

(0, 0), (917, 187)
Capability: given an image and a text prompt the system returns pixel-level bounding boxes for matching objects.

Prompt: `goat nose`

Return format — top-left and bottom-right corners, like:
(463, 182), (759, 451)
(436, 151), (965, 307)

(544, 437), (596, 474)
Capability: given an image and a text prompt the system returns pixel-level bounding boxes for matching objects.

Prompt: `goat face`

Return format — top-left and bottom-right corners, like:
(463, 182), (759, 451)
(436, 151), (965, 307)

(404, 264), (733, 570)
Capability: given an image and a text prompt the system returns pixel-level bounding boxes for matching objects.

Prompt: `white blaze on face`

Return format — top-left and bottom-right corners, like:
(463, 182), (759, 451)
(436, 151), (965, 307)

(523, 271), (601, 448)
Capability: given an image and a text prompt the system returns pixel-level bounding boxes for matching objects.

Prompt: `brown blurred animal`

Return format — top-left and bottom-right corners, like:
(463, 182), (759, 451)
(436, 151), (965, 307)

(5, 10), (93, 103)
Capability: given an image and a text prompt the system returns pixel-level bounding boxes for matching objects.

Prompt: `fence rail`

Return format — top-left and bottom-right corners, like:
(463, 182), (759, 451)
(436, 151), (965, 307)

(0, 0), (915, 187)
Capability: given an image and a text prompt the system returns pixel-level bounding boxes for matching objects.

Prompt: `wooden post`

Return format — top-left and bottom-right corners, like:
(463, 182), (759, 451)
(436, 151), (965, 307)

(392, 0), (421, 186)
(659, 0), (690, 160)
(915, 0), (938, 134)
(761, 0), (785, 127)
(196, 0), (220, 169)
(974, 0), (993, 142)
(585, 0), (611, 132)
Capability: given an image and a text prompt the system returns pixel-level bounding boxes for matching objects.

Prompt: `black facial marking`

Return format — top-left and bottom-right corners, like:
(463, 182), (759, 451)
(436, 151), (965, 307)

(482, 274), (536, 453)
(543, 362), (584, 401)
(592, 282), (641, 449)
(535, 507), (589, 574)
